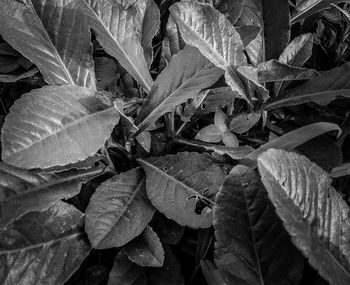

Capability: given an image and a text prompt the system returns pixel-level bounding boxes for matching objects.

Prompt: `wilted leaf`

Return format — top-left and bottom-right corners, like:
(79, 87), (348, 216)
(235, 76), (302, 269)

(214, 165), (303, 285)
(77, 0), (153, 92)
(139, 152), (226, 228)
(242, 122), (341, 167)
(265, 62), (350, 110)
(85, 168), (155, 249)
(0, 0), (95, 88)
(1, 85), (119, 169)
(258, 149), (350, 285)
(124, 226), (164, 267)
(275, 33), (314, 96)
(108, 250), (147, 285)
(229, 112), (261, 133)
(0, 201), (91, 285)
(170, 1), (248, 100)
(135, 45), (223, 132)
(195, 124), (222, 143)
(0, 165), (104, 228)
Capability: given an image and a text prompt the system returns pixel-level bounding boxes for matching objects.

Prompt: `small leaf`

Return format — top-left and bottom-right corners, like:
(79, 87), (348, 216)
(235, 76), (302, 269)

(221, 132), (239, 147)
(265, 62), (350, 110)
(124, 226), (164, 267)
(0, 0), (95, 88)
(1, 85), (119, 169)
(139, 152), (226, 228)
(214, 165), (304, 285)
(77, 0), (153, 92)
(135, 45), (222, 132)
(85, 168), (155, 249)
(229, 112), (261, 133)
(195, 124), (222, 143)
(170, 1), (248, 100)
(258, 149), (350, 285)
(214, 109), (228, 133)
(0, 201), (91, 285)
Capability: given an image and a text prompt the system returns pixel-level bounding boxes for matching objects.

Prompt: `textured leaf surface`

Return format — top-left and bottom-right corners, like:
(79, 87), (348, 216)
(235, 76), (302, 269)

(77, 0), (153, 92)
(0, 166), (104, 228)
(0, 201), (90, 285)
(258, 149), (350, 285)
(265, 62), (350, 110)
(0, 0), (95, 88)
(2, 85), (119, 169)
(170, 1), (248, 99)
(85, 168), (155, 249)
(195, 124), (222, 143)
(135, 46), (223, 132)
(124, 226), (164, 267)
(215, 0), (244, 25)
(214, 165), (303, 285)
(139, 152), (225, 228)
(229, 112), (261, 133)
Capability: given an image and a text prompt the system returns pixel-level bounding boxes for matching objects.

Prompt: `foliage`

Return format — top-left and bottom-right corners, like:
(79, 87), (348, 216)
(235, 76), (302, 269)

(0, 0), (350, 284)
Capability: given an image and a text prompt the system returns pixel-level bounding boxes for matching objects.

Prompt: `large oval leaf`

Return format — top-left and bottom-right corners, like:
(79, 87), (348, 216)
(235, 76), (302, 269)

(214, 165), (303, 285)
(258, 149), (350, 285)
(135, 45), (223, 132)
(0, 0), (95, 88)
(139, 152), (226, 228)
(1, 85), (119, 169)
(169, 1), (248, 100)
(0, 201), (90, 285)
(77, 0), (153, 92)
(85, 168), (155, 249)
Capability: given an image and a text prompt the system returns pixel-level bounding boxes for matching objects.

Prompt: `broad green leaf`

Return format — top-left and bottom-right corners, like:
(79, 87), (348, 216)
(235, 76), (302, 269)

(76, 0), (153, 92)
(257, 60), (319, 82)
(242, 122), (341, 167)
(0, 165), (104, 228)
(123, 226), (164, 267)
(195, 125), (222, 143)
(139, 152), (226, 228)
(169, 1), (248, 100)
(214, 165), (304, 285)
(107, 251), (147, 285)
(85, 168), (155, 249)
(258, 149), (350, 285)
(0, 201), (90, 285)
(0, 0), (95, 88)
(275, 33), (314, 96)
(265, 62), (350, 110)
(1, 85), (120, 169)
(229, 112), (261, 133)
(135, 45), (223, 132)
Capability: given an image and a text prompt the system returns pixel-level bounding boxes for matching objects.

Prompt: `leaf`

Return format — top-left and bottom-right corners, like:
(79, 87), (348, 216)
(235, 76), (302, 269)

(0, 55), (19, 73)
(1, 85), (120, 169)
(200, 260), (226, 285)
(274, 33), (314, 96)
(170, 1), (248, 100)
(0, 165), (104, 228)
(0, 201), (90, 285)
(214, 109), (228, 133)
(258, 149), (350, 285)
(77, 0), (153, 92)
(123, 226), (164, 267)
(195, 124), (222, 143)
(85, 168), (155, 249)
(213, 165), (304, 285)
(0, 67), (39, 83)
(0, 0), (95, 88)
(95, 56), (118, 90)
(222, 132), (239, 147)
(215, 0), (244, 25)
(107, 251), (147, 285)
(229, 112), (261, 133)
(242, 122), (341, 167)
(150, 213), (185, 245)
(265, 62), (350, 110)
(331, 162), (350, 178)
(236, 25), (262, 48)
(135, 45), (223, 132)
(139, 152), (226, 228)
(257, 60), (319, 82)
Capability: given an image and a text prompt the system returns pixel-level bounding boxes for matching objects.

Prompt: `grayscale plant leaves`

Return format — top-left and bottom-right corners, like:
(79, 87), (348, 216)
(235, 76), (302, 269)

(258, 149), (350, 285)
(1, 85), (119, 169)
(214, 165), (304, 285)
(0, 0), (96, 88)
(0, 201), (91, 285)
(85, 168), (155, 249)
(76, 0), (154, 92)
(139, 152), (226, 228)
